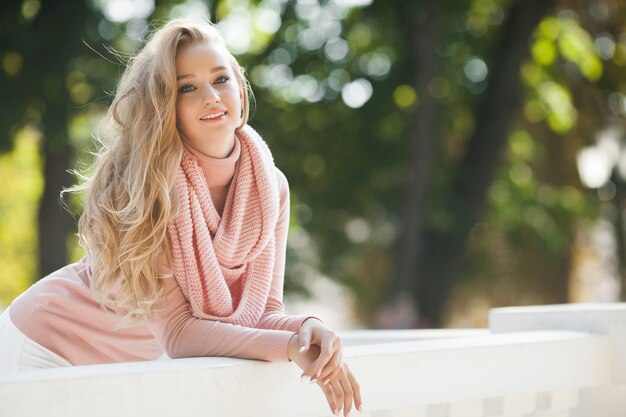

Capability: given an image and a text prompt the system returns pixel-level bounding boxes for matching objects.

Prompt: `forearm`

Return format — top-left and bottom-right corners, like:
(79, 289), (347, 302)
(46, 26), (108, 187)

(147, 277), (296, 362)
(157, 315), (295, 361)
(257, 308), (320, 332)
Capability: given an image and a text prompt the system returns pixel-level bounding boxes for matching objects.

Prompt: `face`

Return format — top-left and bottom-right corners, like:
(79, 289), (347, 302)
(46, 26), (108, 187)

(175, 41), (243, 155)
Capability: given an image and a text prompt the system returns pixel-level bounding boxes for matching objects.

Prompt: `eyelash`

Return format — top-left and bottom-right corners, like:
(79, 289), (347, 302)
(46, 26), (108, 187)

(178, 76), (230, 93)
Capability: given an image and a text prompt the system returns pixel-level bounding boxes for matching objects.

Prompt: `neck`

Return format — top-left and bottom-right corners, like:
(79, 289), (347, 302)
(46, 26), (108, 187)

(183, 134), (236, 159)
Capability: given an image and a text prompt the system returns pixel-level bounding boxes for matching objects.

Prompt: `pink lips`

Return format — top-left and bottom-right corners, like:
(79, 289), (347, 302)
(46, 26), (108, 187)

(199, 110), (227, 121)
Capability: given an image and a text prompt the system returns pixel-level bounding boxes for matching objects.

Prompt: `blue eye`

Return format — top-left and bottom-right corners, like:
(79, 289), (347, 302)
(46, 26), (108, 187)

(179, 84), (196, 93)
(215, 75), (229, 84)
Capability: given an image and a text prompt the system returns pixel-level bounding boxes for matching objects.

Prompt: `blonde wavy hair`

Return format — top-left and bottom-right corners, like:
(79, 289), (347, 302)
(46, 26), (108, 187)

(69, 19), (251, 323)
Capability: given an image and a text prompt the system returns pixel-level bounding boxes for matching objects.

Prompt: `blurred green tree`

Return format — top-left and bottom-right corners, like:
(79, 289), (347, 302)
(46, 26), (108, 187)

(238, 0), (559, 326)
(0, 0), (103, 279)
(239, 0), (625, 326)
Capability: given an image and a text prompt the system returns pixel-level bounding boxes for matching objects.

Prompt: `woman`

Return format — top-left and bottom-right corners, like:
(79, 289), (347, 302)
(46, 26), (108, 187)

(0, 18), (362, 416)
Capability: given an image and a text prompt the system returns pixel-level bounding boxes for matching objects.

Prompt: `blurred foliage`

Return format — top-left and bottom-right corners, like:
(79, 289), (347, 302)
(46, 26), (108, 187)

(0, 129), (42, 307)
(452, 0), (626, 323)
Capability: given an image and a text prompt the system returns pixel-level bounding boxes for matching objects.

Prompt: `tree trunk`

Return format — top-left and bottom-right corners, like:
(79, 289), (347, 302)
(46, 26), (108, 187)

(614, 178), (626, 300)
(38, 145), (73, 277)
(417, 0), (555, 326)
(383, 0), (441, 327)
(34, 0), (90, 278)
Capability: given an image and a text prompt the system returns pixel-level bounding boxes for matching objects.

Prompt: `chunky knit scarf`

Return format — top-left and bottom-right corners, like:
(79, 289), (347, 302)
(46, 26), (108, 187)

(168, 125), (279, 327)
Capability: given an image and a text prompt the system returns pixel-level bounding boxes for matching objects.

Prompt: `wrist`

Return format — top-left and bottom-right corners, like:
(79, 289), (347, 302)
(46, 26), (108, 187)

(288, 333), (299, 361)
(300, 316), (323, 329)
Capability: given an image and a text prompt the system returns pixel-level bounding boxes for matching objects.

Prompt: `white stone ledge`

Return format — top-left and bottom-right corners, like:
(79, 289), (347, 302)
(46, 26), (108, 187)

(0, 330), (610, 417)
(490, 303), (626, 384)
(340, 329), (489, 346)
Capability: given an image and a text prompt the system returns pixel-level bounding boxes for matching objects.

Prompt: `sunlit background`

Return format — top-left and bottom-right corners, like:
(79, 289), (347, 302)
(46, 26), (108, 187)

(1, 0), (626, 330)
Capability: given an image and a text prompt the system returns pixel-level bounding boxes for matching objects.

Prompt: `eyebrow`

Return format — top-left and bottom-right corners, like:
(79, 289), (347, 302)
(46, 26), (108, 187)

(176, 66), (228, 81)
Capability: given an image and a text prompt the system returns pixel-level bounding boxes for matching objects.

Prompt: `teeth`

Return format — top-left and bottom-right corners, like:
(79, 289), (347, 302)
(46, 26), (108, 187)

(201, 112), (225, 120)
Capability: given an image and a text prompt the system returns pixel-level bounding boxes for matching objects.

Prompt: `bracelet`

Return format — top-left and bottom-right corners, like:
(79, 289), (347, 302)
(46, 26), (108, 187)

(301, 316), (323, 328)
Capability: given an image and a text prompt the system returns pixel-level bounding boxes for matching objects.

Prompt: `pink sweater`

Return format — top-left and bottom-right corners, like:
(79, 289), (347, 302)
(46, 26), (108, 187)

(9, 138), (314, 365)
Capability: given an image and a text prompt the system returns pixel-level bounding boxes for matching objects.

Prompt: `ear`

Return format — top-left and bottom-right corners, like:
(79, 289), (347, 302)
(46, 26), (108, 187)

(239, 83), (245, 115)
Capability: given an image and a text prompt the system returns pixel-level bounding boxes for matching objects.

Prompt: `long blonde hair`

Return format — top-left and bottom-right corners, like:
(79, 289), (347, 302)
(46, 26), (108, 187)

(71, 19), (251, 322)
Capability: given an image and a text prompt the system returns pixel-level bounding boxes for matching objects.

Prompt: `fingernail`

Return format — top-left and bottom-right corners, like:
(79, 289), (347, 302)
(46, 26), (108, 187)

(301, 375), (309, 383)
(358, 405), (363, 413)
(333, 409), (340, 417)
(316, 369), (321, 378)
(299, 346), (306, 353)
(346, 412), (352, 417)
(309, 378), (317, 384)
(323, 379), (330, 385)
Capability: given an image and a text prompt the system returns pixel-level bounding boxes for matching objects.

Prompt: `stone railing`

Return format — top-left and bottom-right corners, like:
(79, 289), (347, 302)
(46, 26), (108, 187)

(1, 303), (625, 417)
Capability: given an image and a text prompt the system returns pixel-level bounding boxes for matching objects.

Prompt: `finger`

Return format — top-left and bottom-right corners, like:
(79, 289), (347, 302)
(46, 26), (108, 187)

(305, 353), (331, 382)
(318, 379), (340, 417)
(346, 364), (363, 413)
(298, 328), (312, 354)
(317, 340), (342, 383)
(318, 348), (342, 381)
(321, 365), (341, 386)
(339, 369), (354, 417)
(305, 337), (338, 380)
(330, 377), (345, 415)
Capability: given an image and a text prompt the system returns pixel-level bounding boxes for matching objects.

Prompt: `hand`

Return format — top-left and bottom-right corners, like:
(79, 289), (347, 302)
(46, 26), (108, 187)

(288, 335), (362, 416)
(297, 318), (342, 384)
(318, 361), (362, 417)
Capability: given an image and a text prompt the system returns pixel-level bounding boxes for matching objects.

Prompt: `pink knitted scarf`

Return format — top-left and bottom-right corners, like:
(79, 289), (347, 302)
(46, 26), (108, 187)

(168, 125), (279, 327)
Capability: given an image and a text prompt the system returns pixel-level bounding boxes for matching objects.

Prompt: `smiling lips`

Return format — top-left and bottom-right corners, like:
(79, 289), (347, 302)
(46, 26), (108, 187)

(200, 111), (227, 121)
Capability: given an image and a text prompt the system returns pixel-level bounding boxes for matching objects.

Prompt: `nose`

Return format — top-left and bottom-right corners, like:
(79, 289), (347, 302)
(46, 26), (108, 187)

(202, 84), (220, 105)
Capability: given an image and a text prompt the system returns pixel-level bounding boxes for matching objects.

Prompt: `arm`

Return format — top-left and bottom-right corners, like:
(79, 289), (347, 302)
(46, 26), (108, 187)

(255, 168), (321, 331)
(146, 275), (296, 362)
(148, 276), (361, 416)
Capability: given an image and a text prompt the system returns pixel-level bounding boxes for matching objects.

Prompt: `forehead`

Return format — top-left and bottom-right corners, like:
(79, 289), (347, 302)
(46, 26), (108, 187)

(175, 41), (232, 73)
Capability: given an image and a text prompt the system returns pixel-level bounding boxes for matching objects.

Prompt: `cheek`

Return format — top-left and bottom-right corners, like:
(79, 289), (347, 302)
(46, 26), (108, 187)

(226, 85), (242, 104)
(175, 100), (191, 123)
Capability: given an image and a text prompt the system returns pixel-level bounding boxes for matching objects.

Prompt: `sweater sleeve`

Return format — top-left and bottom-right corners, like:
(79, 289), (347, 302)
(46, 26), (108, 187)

(255, 168), (322, 332)
(146, 275), (296, 362)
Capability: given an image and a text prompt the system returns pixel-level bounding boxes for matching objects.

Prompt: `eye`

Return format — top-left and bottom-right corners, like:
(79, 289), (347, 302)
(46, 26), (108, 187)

(179, 84), (196, 93)
(215, 75), (229, 84)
